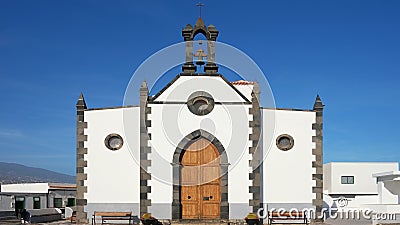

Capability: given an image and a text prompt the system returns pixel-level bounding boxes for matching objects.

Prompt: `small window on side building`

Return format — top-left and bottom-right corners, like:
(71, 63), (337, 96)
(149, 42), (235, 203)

(33, 197), (40, 209)
(53, 198), (63, 208)
(67, 198), (76, 207)
(341, 176), (354, 184)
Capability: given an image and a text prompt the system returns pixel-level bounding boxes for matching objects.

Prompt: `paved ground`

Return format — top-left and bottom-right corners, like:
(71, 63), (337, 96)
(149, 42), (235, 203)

(324, 216), (400, 225)
(1, 217), (399, 225)
(0, 219), (73, 225)
(324, 217), (373, 225)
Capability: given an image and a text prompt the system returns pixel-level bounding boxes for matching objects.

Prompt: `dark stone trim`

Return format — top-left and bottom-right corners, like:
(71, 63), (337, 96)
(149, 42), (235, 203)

(85, 105), (139, 111)
(150, 74), (182, 101)
(76, 93), (88, 224)
(179, 74), (220, 77)
(172, 129), (229, 220)
(248, 83), (261, 213)
(140, 81), (152, 216)
(312, 95), (324, 222)
(150, 101), (252, 105)
(218, 74), (251, 103)
(261, 107), (314, 112)
(204, 62), (219, 74)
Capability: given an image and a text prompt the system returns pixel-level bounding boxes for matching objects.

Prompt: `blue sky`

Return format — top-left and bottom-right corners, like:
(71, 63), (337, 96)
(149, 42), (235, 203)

(0, 0), (399, 175)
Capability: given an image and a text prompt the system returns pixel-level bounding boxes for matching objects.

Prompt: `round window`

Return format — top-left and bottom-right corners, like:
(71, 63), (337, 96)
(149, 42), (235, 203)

(276, 134), (294, 151)
(105, 134), (124, 150)
(193, 97), (209, 111)
(187, 91), (214, 116)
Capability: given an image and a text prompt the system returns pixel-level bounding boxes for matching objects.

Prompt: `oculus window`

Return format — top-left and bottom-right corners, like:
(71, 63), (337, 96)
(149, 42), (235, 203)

(105, 133), (124, 150)
(187, 91), (215, 116)
(276, 134), (294, 151)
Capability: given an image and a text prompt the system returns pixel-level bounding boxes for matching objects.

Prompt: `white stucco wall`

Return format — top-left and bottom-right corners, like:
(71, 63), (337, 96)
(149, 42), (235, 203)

(0, 194), (14, 211)
(84, 107), (140, 208)
(232, 84), (254, 101)
(377, 181), (399, 204)
(82, 76), (321, 218)
(148, 103), (252, 218)
(148, 76), (253, 219)
(324, 163), (332, 193)
(262, 109), (316, 209)
(153, 76), (249, 102)
(1, 183), (49, 193)
(374, 171), (400, 204)
(323, 194), (379, 209)
(323, 162), (398, 195)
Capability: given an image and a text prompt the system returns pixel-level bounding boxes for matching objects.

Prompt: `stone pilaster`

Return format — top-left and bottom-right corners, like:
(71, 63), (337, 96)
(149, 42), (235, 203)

(249, 83), (261, 213)
(76, 93), (88, 224)
(182, 24), (196, 75)
(312, 95), (324, 222)
(140, 81), (152, 216)
(204, 25), (219, 74)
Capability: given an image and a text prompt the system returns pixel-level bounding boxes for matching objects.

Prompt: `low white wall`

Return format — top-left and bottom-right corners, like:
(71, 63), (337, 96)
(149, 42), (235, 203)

(0, 195), (14, 211)
(1, 183), (49, 193)
(378, 181), (399, 204)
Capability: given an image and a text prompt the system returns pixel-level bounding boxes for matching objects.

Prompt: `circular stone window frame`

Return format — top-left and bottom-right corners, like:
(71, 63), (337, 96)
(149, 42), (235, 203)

(276, 134), (294, 151)
(187, 91), (215, 116)
(104, 133), (124, 151)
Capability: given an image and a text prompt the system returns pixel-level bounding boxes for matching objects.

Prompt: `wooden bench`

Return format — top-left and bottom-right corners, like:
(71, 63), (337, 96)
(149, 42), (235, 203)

(92, 211), (133, 225)
(268, 211), (308, 224)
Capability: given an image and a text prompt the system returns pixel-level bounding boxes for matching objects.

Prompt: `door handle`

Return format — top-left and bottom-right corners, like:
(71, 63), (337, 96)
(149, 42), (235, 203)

(203, 196), (213, 201)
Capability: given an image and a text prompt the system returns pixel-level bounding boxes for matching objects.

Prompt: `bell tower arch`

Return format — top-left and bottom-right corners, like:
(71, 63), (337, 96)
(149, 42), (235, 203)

(181, 17), (219, 75)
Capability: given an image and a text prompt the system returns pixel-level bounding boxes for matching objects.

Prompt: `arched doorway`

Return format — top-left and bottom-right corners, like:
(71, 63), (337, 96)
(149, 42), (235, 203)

(181, 138), (221, 219)
(171, 129), (229, 220)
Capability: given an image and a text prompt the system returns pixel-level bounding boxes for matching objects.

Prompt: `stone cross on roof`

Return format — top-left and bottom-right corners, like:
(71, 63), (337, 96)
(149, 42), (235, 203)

(196, 2), (204, 18)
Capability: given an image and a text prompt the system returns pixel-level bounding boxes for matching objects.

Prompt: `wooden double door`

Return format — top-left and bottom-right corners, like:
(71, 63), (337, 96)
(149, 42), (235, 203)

(181, 138), (221, 219)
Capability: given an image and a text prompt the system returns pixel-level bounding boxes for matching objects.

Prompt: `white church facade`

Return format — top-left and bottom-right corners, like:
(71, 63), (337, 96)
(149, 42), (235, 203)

(74, 18), (324, 223)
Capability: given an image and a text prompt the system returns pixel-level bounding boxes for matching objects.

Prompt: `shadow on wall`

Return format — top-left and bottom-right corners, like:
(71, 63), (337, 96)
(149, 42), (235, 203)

(323, 200), (339, 219)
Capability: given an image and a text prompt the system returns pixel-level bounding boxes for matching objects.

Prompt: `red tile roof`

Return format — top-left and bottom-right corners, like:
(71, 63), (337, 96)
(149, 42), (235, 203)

(230, 80), (255, 85)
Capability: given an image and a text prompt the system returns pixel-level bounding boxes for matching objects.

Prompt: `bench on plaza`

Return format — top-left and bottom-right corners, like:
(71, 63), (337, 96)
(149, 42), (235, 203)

(268, 211), (308, 224)
(92, 211), (133, 225)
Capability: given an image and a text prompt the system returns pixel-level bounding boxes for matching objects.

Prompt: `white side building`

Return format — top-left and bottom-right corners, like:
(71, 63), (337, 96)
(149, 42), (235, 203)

(323, 162), (399, 211)
(0, 183), (76, 213)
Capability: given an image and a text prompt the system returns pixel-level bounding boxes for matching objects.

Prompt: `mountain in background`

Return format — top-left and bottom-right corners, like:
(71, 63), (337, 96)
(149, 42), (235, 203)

(0, 162), (75, 184)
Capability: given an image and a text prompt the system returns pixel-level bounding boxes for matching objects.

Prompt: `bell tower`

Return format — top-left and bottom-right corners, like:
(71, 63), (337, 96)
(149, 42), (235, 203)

(181, 16), (219, 74)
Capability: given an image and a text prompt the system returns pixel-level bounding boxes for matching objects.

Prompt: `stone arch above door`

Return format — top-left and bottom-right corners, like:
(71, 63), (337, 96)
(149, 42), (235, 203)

(172, 129), (229, 220)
